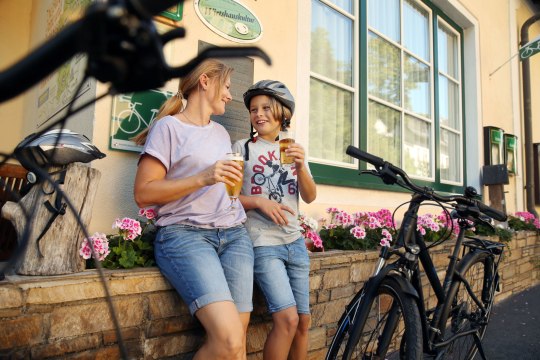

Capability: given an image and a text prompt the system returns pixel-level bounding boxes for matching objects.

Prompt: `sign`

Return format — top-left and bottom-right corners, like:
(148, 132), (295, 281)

(160, 2), (184, 22)
(110, 89), (173, 152)
(194, 0), (263, 43)
(519, 36), (540, 61)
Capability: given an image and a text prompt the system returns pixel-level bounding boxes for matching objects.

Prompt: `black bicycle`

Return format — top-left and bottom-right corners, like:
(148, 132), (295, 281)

(326, 146), (507, 360)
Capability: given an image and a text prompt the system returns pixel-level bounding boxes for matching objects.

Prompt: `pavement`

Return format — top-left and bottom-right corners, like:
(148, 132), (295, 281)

(475, 283), (540, 359)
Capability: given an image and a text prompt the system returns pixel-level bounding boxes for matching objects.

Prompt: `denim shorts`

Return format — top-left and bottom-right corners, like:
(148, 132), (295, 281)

(154, 224), (254, 316)
(254, 237), (311, 314)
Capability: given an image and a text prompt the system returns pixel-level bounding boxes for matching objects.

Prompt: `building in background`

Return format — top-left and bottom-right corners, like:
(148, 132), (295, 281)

(0, 0), (539, 235)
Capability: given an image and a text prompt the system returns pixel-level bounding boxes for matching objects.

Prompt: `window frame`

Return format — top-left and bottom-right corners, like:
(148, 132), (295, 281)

(308, 0), (467, 195)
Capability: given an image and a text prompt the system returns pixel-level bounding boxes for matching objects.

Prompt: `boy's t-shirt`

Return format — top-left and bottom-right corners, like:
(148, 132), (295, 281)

(232, 137), (313, 247)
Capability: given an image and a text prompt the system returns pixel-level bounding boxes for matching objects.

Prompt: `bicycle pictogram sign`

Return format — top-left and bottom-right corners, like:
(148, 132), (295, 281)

(110, 89), (173, 152)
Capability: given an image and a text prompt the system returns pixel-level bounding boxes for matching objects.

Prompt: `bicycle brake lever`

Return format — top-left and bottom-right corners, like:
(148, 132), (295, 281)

(360, 170), (379, 176)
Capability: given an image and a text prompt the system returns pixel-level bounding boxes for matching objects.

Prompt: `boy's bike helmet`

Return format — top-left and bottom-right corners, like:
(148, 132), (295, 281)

(243, 80), (295, 115)
(15, 129), (106, 173)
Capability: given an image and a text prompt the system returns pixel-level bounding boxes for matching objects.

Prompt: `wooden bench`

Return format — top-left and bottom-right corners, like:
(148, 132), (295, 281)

(0, 163), (28, 261)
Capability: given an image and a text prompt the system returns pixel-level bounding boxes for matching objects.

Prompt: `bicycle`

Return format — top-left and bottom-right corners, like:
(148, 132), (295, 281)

(0, 1), (271, 358)
(326, 145), (508, 360)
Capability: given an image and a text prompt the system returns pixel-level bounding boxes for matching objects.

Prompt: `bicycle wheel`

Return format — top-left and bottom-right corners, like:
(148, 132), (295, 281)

(325, 289), (365, 360)
(438, 251), (496, 360)
(343, 276), (422, 360)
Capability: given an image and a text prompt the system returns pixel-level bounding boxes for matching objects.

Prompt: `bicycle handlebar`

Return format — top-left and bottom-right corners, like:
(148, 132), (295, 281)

(0, 0), (271, 102)
(346, 145), (508, 222)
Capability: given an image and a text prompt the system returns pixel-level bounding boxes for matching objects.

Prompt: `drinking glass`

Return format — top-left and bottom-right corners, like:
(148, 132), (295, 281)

(279, 130), (295, 166)
(224, 152), (244, 209)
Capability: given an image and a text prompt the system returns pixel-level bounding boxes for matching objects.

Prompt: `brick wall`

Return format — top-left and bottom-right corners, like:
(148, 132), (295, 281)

(1, 232), (538, 359)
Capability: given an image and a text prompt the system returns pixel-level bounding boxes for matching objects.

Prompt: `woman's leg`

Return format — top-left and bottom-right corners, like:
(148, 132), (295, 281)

(194, 301), (246, 360)
(288, 313), (311, 360)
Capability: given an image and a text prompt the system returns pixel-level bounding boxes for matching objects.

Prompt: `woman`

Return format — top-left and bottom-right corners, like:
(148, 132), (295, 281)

(233, 80), (317, 359)
(133, 59), (254, 360)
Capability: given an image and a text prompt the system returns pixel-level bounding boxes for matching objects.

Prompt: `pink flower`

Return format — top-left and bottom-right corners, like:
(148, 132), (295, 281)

(350, 226), (366, 239)
(80, 232), (110, 261)
(380, 238), (391, 247)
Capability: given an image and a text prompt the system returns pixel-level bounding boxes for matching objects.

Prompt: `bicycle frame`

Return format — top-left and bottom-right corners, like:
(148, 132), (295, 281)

(367, 191), (503, 357)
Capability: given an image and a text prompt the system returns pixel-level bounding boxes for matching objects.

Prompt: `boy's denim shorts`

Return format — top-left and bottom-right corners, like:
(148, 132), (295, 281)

(154, 224), (254, 316)
(254, 237), (311, 315)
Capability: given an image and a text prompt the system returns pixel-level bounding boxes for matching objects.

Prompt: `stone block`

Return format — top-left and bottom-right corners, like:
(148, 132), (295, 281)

(102, 326), (140, 344)
(330, 284), (355, 300)
(310, 274), (322, 290)
(0, 315), (43, 349)
(24, 277), (106, 305)
(50, 297), (143, 339)
(317, 289), (330, 303)
(30, 334), (100, 358)
(0, 284), (23, 308)
(146, 316), (201, 338)
(144, 331), (203, 358)
(308, 326), (326, 351)
(147, 291), (188, 319)
(350, 262), (373, 283)
(246, 321), (271, 353)
(108, 271), (171, 296)
(322, 268), (350, 289)
(311, 298), (349, 327)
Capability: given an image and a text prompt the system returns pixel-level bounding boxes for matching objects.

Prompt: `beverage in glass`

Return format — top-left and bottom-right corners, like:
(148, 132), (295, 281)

(279, 130), (295, 165)
(224, 152), (244, 206)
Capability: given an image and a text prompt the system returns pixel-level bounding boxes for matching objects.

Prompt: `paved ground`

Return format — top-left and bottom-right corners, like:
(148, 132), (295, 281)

(475, 283), (540, 359)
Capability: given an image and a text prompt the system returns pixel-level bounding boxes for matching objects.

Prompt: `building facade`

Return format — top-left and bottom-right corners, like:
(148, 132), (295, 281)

(0, 0), (539, 234)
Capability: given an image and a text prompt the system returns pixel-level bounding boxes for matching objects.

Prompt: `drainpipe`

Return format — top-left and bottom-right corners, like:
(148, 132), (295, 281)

(520, 13), (540, 218)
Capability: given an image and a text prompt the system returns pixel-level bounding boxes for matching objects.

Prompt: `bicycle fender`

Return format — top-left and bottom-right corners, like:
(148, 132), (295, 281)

(362, 263), (419, 300)
(386, 273), (420, 300)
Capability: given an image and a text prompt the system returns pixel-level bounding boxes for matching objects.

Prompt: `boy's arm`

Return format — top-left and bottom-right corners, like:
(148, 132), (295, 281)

(239, 194), (295, 226)
(297, 166), (317, 203)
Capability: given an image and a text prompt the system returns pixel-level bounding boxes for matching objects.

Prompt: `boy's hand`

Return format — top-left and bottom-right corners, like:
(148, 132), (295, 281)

(285, 143), (306, 170)
(258, 198), (295, 226)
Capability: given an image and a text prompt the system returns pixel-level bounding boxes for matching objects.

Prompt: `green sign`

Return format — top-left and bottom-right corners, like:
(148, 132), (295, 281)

(490, 128), (503, 144)
(194, 0), (263, 43)
(110, 89), (173, 152)
(519, 37), (540, 61)
(161, 2), (184, 22)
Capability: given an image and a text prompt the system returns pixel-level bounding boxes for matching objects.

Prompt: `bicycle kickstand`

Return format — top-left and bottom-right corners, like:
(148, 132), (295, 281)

(473, 332), (488, 360)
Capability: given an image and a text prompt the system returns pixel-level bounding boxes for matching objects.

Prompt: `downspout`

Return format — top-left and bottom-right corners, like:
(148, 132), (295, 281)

(520, 13), (540, 218)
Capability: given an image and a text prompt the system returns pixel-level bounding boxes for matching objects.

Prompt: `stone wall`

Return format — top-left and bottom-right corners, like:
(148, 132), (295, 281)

(1, 232), (539, 359)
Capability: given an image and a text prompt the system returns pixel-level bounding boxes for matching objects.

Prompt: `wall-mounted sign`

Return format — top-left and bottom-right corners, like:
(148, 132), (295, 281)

(160, 2), (184, 22)
(194, 0), (263, 43)
(110, 89), (173, 152)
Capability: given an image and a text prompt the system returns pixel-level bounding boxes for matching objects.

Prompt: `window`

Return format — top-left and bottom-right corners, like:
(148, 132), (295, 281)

(309, 0), (464, 191)
(309, 0), (355, 165)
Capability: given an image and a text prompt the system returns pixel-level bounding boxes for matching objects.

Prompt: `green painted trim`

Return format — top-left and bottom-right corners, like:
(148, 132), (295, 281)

(311, 0), (466, 195)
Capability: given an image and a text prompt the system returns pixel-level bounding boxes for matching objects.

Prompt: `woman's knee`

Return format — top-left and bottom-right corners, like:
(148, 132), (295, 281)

(214, 332), (245, 358)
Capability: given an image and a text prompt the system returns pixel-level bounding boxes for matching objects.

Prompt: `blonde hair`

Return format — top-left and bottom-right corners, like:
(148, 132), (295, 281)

(132, 59), (234, 145)
(250, 95), (293, 125)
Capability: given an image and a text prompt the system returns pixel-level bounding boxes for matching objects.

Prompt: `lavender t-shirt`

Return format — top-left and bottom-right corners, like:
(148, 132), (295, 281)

(142, 115), (246, 228)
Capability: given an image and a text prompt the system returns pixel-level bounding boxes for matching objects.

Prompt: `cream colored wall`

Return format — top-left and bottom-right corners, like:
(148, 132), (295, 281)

(89, 0), (299, 232)
(3, 0), (539, 234)
(0, 0), (32, 161)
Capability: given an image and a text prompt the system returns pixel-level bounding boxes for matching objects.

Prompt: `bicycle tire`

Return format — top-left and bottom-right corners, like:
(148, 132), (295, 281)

(342, 276), (422, 360)
(437, 251), (497, 360)
(325, 289), (366, 360)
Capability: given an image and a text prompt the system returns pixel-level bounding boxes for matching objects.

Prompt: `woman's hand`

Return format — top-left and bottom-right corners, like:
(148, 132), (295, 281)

(201, 159), (244, 188)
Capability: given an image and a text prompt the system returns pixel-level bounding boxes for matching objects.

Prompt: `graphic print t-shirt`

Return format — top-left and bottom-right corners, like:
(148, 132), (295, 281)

(232, 137), (312, 247)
